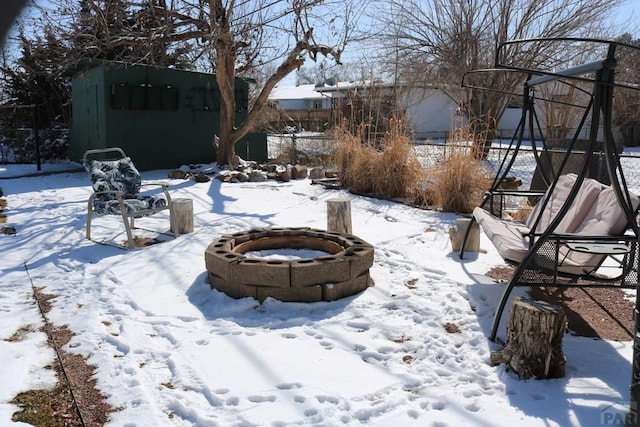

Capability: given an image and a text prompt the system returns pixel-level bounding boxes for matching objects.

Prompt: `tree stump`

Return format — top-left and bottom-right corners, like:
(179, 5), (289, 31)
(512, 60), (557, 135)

(490, 297), (567, 379)
(172, 198), (194, 234)
(326, 198), (352, 234)
(449, 217), (480, 252)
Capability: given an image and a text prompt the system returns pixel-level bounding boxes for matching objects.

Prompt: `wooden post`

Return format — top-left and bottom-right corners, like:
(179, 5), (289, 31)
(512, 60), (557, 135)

(449, 218), (480, 252)
(326, 198), (352, 234)
(490, 297), (567, 379)
(172, 198), (194, 235)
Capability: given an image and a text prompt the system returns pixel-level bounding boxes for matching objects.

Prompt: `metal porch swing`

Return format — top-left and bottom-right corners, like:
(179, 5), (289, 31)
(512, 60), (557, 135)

(458, 38), (640, 347)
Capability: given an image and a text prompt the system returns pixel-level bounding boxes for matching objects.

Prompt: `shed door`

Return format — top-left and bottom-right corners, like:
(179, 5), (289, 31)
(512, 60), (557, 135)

(83, 85), (100, 149)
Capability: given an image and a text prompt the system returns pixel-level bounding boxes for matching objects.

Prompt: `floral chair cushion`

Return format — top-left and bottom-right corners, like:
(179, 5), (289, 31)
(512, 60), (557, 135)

(83, 157), (167, 215)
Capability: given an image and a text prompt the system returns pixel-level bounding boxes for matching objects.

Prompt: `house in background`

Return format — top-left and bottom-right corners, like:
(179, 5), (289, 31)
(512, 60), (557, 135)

(268, 84), (333, 132)
(271, 80), (521, 139)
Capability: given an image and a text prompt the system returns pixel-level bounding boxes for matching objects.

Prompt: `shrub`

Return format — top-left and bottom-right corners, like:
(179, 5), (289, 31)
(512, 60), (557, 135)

(426, 144), (491, 213)
(334, 118), (426, 201)
(333, 118), (491, 212)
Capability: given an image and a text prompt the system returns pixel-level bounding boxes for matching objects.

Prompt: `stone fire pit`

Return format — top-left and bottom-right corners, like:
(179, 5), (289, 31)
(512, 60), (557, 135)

(204, 227), (374, 302)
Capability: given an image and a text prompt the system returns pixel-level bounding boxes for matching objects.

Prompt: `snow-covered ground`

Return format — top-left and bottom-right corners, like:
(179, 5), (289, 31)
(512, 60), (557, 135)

(0, 161), (636, 426)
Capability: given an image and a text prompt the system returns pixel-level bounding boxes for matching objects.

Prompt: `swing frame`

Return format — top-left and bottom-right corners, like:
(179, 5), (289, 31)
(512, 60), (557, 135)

(458, 38), (640, 342)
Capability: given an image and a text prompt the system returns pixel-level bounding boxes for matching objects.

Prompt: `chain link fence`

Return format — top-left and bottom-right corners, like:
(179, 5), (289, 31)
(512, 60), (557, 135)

(268, 133), (640, 193)
(0, 105), (69, 168)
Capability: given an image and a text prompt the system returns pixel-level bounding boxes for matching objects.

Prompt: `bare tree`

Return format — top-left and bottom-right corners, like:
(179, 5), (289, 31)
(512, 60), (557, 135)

(613, 34), (640, 146)
(96, 0), (362, 166)
(206, 0), (363, 166)
(17, 0), (363, 166)
(374, 0), (627, 156)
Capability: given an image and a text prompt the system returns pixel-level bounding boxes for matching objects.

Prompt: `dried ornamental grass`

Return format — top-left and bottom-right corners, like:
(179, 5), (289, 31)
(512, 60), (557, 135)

(373, 119), (425, 199)
(333, 118), (426, 201)
(428, 145), (491, 213)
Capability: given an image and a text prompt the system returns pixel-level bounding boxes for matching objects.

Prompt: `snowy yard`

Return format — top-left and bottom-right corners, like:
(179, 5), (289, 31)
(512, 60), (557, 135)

(0, 161), (636, 426)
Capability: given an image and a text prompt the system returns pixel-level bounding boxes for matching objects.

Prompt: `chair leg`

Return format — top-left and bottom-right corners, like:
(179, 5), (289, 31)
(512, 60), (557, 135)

(86, 197), (94, 240)
(170, 204), (178, 238)
(122, 213), (135, 249)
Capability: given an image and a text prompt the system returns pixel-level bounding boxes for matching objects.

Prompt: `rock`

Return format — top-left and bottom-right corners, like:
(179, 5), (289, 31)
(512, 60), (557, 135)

(278, 168), (292, 182)
(325, 169), (338, 178)
(168, 169), (189, 179)
(291, 164), (308, 179)
(309, 167), (325, 180)
(1, 226), (16, 235)
(249, 170), (268, 182)
(194, 173), (211, 183)
(235, 172), (249, 182)
(265, 164), (279, 173)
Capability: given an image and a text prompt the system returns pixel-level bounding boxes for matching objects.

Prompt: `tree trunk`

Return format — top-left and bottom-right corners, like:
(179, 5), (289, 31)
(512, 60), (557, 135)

(490, 297), (567, 379)
(209, 2), (340, 167)
(213, 3), (240, 167)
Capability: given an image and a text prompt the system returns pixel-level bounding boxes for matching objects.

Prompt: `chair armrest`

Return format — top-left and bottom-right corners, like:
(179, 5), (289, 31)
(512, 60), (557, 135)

(140, 182), (172, 203)
(141, 181), (170, 188)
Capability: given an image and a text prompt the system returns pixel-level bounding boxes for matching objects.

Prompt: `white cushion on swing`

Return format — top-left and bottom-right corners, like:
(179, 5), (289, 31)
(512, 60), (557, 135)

(475, 173), (605, 264)
(525, 173), (604, 233)
(575, 187), (640, 236)
(473, 206), (530, 262)
(475, 174), (638, 276)
(559, 187), (640, 274)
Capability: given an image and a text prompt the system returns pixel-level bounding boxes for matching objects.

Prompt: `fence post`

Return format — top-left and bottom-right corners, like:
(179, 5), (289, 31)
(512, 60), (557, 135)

(33, 104), (41, 171)
(291, 133), (297, 164)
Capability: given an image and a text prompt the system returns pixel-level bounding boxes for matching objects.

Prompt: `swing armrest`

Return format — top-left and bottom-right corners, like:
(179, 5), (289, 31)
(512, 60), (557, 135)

(485, 189), (546, 197)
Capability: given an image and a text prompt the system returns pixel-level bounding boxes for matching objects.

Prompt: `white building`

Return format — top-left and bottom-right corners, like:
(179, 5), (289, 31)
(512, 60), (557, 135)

(269, 81), (521, 138)
(269, 84), (332, 111)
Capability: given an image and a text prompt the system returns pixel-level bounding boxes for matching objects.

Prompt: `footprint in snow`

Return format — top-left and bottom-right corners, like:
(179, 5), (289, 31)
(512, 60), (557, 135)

(319, 340), (333, 349)
(304, 408), (318, 416)
(316, 395), (339, 404)
(225, 396), (239, 406)
(247, 395), (277, 403)
(465, 402), (481, 412)
(346, 321), (369, 332)
(276, 382), (302, 390)
(462, 388), (482, 398)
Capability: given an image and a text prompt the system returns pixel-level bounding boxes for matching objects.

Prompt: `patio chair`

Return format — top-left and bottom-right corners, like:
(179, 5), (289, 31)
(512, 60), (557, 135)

(82, 147), (176, 248)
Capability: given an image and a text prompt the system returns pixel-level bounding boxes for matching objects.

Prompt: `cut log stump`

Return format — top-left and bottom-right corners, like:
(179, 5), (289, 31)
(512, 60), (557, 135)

(172, 198), (194, 235)
(326, 198), (352, 234)
(490, 296), (567, 379)
(449, 217), (480, 252)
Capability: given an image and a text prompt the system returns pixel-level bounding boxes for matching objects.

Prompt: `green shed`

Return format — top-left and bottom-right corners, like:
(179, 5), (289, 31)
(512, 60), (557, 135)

(69, 60), (267, 170)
